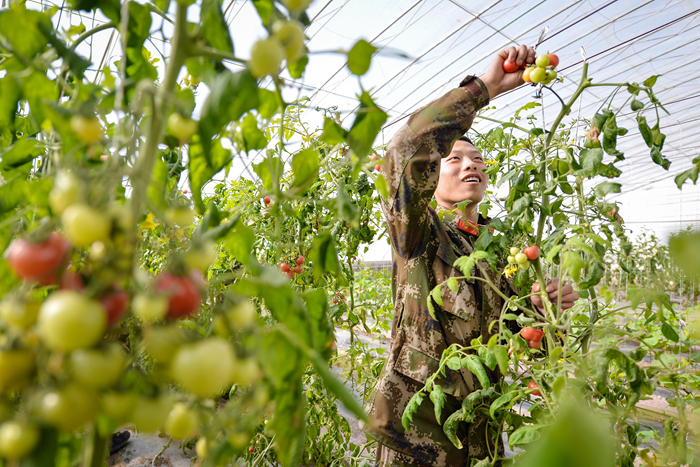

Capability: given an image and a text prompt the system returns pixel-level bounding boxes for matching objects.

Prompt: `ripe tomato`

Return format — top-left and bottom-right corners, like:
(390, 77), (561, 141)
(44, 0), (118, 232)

(535, 54), (550, 67)
(155, 272), (202, 319)
(273, 20), (305, 62)
(7, 233), (70, 282)
(285, 271), (295, 280)
(295, 255), (305, 265)
(132, 294), (168, 322)
(0, 298), (40, 330)
(292, 265), (303, 274)
(249, 38), (284, 77)
(49, 171), (84, 215)
(60, 271), (84, 291)
(249, 446), (255, 453)
(523, 246), (540, 260)
(99, 288), (129, 327)
(333, 298), (339, 304)
(37, 291), (106, 352)
(171, 338), (235, 397)
(71, 344), (125, 389)
(167, 113), (198, 142)
(36, 384), (99, 432)
(0, 421), (39, 459)
(371, 155), (377, 161)
(522, 67), (532, 82)
(71, 115), (103, 144)
(264, 196), (271, 205)
(131, 396), (172, 433)
(0, 349), (35, 390)
(547, 54), (559, 68)
(165, 402), (199, 439)
(532, 329), (544, 341)
(61, 204), (112, 247)
(280, 263), (291, 273)
(502, 60), (518, 73)
(528, 339), (540, 350)
(530, 67), (546, 83)
(521, 327), (536, 340)
(374, 164), (381, 171)
(528, 381), (541, 396)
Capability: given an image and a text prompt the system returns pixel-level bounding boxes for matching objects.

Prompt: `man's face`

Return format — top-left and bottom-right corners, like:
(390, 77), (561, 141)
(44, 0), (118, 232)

(434, 140), (488, 210)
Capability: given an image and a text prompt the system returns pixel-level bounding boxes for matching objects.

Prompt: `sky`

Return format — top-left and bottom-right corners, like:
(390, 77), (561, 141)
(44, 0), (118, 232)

(35, 0), (700, 262)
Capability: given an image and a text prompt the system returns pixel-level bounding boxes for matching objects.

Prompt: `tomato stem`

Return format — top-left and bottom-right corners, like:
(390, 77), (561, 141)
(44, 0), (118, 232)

(83, 424), (108, 467)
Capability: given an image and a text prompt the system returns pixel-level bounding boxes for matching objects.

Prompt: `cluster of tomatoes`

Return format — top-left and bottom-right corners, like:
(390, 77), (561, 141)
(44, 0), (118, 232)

(507, 245), (540, 270)
(371, 154), (381, 172)
(502, 53), (559, 85)
(521, 326), (545, 350)
(280, 255), (306, 279)
(248, 17), (306, 78)
(332, 291), (346, 305)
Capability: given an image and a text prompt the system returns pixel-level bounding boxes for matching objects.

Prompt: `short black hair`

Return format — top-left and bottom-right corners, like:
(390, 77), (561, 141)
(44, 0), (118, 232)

(457, 136), (473, 145)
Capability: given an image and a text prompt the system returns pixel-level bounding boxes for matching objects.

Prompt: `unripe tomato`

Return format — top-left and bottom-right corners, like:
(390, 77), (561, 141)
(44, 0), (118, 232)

(535, 54), (550, 67)
(132, 294), (168, 322)
(514, 253), (528, 265)
(0, 298), (40, 330)
(228, 432), (250, 449)
(249, 38), (284, 78)
(529, 67), (546, 83)
(61, 204), (111, 247)
(99, 288), (130, 327)
(226, 301), (257, 327)
(49, 171), (84, 215)
(131, 396), (172, 433)
(155, 272), (202, 319)
(519, 260), (530, 269)
(523, 246), (540, 260)
(291, 265), (303, 274)
(71, 343), (125, 389)
(0, 349), (35, 390)
(522, 67), (532, 82)
(230, 357), (261, 386)
(37, 291), (106, 352)
(143, 325), (185, 363)
(281, 0), (312, 12)
(167, 113), (198, 142)
(295, 255), (305, 265)
(165, 207), (195, 226)
(171, 338), (235, 397)
(196, 437), (208, 458)
(0, 421), (39, 459)
(264, 196), (271, 205)
(528, 381), (541, 396)
(101, 391), (136, 423)
(184, 241), (218, 271)
(280, 263), (291, 273)
(165, 402), (200, 439)
(273, 20), (305, 62)
(7, 233), (70, 282)
(502, 60), (518, 73)
(36, 384), (99, 432)
(507, 255), (516, 264)
(71, 115), (103, 144)
(509, 247), (519, 256)
(547, 53), (559, 68)
(521, 327), (536, 340)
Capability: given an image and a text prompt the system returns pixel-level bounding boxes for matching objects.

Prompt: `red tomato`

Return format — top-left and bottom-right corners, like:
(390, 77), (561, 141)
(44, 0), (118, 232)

(523, 246), (540, 260)
(375, 164), (381, 171)
(547, 54), (559, 68)
(155, 272), (202, 319)
(280, 263), (290, 273)
(263, 196), (271, 205)
(532, 330), (544, 341)
(295, 255), (305, 265)
(182, 189), (188, 194)
(285, 271), (295, 280)
(528, 381), (541, 396)
(502, 60), (518, 73)
(7, 233), (70, 282)
(60, 271), (84, 291)
(521, 327), (536, 340)
(99, 289), (130, 327)
(528, 339), (540, 350)
(249, 446), (254, 452)
(332, 298), (338, 304)
(292, 265), (303, 274)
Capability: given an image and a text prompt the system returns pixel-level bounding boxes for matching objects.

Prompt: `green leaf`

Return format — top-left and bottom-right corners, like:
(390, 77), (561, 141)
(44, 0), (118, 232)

(473, 228), (493, 250)
(442, 408), (464, 449)
(431, 286), (444, 307)
(290, 149), (319, 191)
(670, 231), (700, 277)
(579, 148), (603, 177)
(347, 39), (376, 76)
(241, 114), (268, 151)
(643, 75), (659, 87)
(494, 346), (508, 374)
(346, 92), (387, 158)
(0, 139), (44, 177)
(579, 261), (605, 289)
(257, 88), (280, 119)
(509, 425), (541, 446)
(637, 116), (653, 148)
(302, 289), (334, 360)
(674, 165), (699, 189)
(446, 277), (458, 293)
(562, 251), (584, 282)
(36, 22), (92, 79)
(200, 0), (234, 53)
(320, 117), (347, 145)
(252, 155), (283, 192)
(401, 392), (425, 430)
(511, 194), (532, 216)
(490, 392), (516, 418)
(594, 181), (621, 198)
(427, 299), (437, 320)
(188, 137), (233, 213)
(464, 355), (490, 389)
(309, 232), (340, 279)
(546, 244), (563, 263)
(661, 322), (679, 343)
(0, 176), (26, 215)
(430, 384), (446, 424)
(453, 250), (489, 278)
(631, 98), (644, 111)
(147, 155), (169, 212)
(224, 224), (256, 266)
(0, 5), (52, 58)
(251, 0), (273, 25)
(0, 75), (20, 131)
(288, 55), (309, 79)
(270, 384), (306, 467)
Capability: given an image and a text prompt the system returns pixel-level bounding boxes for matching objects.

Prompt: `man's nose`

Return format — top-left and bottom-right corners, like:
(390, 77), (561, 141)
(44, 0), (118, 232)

(463, 159), (479, 171)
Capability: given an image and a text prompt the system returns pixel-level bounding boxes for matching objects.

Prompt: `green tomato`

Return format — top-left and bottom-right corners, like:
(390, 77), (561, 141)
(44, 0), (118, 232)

(165, 207), (195, 227)
(165, 402), (199, 439)
(36, 384), (99, 432)
(0, 349), (35, 391)
(71, 115), (103, 144)
(273, 20), (305, 62)
(249, 38), (284, 78)
(196, 437), (208, 458)
(230, 357), (261, 386)
(130, 396), (172, 433)
(0, 298), (40, 330)
(0, 421), (39, 459)
(509, 247), (520, 256)
(143, 325), (184, 363)
(519, 260), (531, 269)
(101, 391), (136, 423)
(132, 294), (168, 322)
(515, 253), (528, 265)
(61, 204), (111, 247)
(71, 344), (125, 388)
(535, 54), (550, 68)
(167, 114), (198, 142)
(184, 241), (218, 272)
(225, 300), (257, 328)
(49, 171), (84, 215)
(507, 255), (516, 264)
(281, 0), (312, 11)
(529, 67), (547, 83)
(37, 291), (106, 352)
(227, 431), (250, 449)
(542, 69), (558, 85)
(171, 338), (235, 397)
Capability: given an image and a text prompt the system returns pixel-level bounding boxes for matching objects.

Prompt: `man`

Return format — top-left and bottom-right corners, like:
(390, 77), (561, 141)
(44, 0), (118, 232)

(364, 46), (578, 466)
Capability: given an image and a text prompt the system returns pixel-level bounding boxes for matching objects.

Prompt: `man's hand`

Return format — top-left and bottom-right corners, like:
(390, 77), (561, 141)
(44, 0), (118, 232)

(479, 45), (536, 99)
(530, 278), (579, 313)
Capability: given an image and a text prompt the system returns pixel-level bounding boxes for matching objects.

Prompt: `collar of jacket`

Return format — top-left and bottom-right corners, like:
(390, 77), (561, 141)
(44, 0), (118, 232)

(435, 205), (491, 236)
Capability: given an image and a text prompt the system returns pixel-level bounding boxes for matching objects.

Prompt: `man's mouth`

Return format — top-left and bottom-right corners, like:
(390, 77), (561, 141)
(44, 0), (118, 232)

(462, 175), (481, 183)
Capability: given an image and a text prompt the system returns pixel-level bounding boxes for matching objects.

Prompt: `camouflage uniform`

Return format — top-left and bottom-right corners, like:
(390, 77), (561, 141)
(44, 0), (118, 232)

(364, 76), (513, 465)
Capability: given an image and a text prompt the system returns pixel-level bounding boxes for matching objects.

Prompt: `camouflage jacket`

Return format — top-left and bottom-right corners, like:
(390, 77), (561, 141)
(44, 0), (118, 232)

(364, 76), (513, 465)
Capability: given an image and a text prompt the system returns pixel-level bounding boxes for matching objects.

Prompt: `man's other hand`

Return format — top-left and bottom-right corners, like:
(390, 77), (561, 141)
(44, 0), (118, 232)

(479, 45), (536, 98)
(530, 278), (579, 313)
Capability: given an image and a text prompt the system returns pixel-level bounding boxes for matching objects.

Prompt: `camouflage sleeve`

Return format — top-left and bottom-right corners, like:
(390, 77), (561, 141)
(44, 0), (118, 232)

(380, 77), (490, 259)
